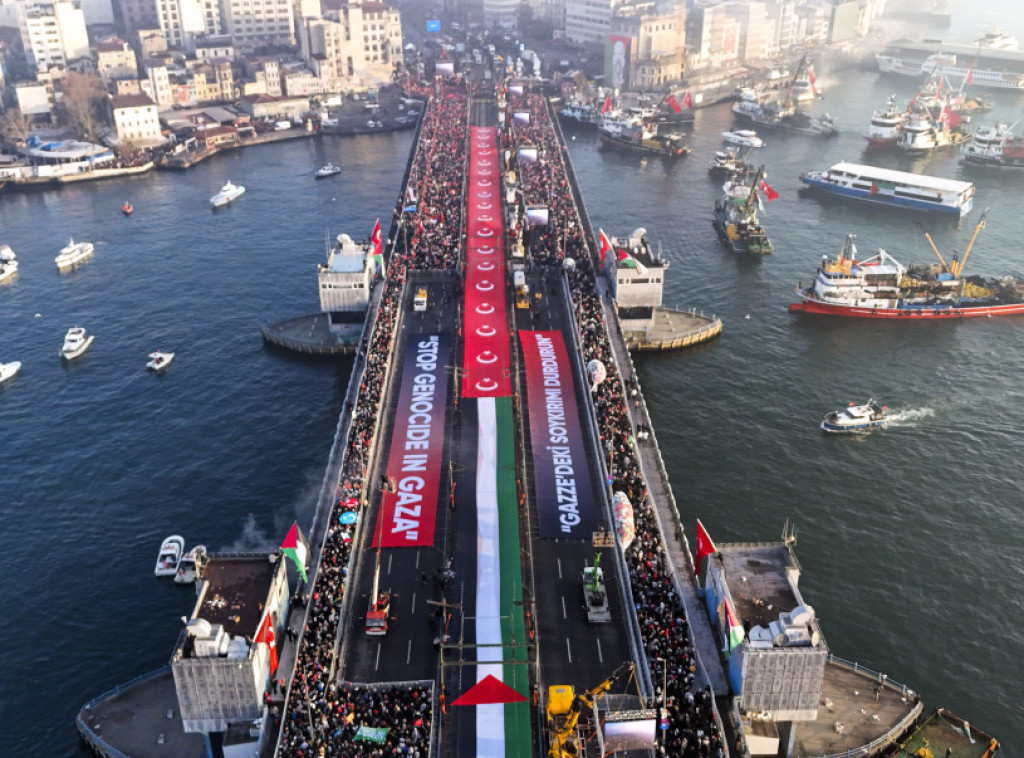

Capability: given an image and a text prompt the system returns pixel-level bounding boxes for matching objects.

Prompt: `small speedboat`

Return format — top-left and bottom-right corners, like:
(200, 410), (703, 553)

(121, 202), (133, 216)
(315, 163), (342, 178)
(147, 351), (174, 371)
(155, 534), (185, 576)
(60, 326), (94, 360)
(0, 360), (21, 383)
(723, 130), (765, 148)
(0, 244), (17, 283)
(210, 181), (245, 208)
(174, 544), (207, 584)
(55, 238), (95, 271)
(821, 400), (888, 433)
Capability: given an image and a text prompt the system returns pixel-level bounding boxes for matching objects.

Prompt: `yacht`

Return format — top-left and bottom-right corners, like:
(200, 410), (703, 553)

(210, 181), (245, 208)
(863, 95), (907, 148)
(315, 164), (342, 178)
(60, 327), (94, 360)
(54, 238), (94, 271)
(722, 130), (764, 148)
(147, 351), (174, 371)
(154, 535), (185, 577)
(0, 245), (17, 283)
(0, 361), (21, 384)
(174, 545), (207, 584)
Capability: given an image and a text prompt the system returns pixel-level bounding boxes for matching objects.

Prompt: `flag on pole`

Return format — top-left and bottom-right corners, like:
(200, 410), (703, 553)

(598, 228), (613, 268)
(754, 191), (765, 213)
(808, 65), (818, 96)
(371, 219), (385, 274)
(759, 180), (780, 202)
(725, 598), (744, 655)
(255, 612), (278, 672)
(963, 721), (974, 743)
(666, 94), (682, 114)
(965, 68), (973, 86)
(683, 91), (693, 109)
(601, 95), (613, 114)
(695, 519), (717, 576)
(281, 522), (309, 581)
(617, 248), (647, 274)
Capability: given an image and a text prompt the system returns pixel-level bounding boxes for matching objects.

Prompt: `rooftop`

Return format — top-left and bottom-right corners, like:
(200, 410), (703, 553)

(717, 542), (800, 629)
(112, 93), (156, 109)
(188, 553), (277, 640)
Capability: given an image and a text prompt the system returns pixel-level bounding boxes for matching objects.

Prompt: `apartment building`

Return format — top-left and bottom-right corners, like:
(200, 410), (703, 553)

(611, 0), (686, 89)
(483, 0), (518, 29)
(565, 0), (614, 46)
(96, 37), (139, 81)
(110, 92), (162, 144)
(20, 0), (90, 72)
(297, 0), (402, 91)
(220, 0), (295, 47)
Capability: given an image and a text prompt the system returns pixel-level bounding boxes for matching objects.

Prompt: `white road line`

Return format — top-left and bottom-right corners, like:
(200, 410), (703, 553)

(387, 554), (393, 574)
(566, 638), (573, 663)
(407, 640), (412, 665)
(375, 643), (381, 671)
(411, 592), (417, 613)
(561, 595), (567, 619)
(557, 558), (562, 580)
(596, 638), (604, 664)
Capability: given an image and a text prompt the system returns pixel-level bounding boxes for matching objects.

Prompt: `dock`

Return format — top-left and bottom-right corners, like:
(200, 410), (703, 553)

(260, 313), (364, 356)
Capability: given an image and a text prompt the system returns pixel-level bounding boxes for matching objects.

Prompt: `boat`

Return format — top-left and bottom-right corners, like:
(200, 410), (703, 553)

(315, 163), (342, 178)
(60, 327), (94, 360)
(712, 166), (774, 255)
(798, 162), (975, 217)
(790, 59), (822, 101)
(722, 129), (764, 148)
(0, 244), (17, 283)
(961, 120), (1024, 168)
(863, 95), (907, 148)
(559, 101), (599, 126)
(598, 122), (690, 158)
(121, 203), (133, 216)
(146, 351), (174, 371)
(210, 180), (245, 208)
(820, 400), (888, 433)
(707, 150), (757, 180)
(597, 110), (643, 137)
(174, 544), (207, 585)
(876, 37), (1024, 91)
(0, 361), (21, 383)
(896, 103), (969, 154)
(789, 214), (1024, 319)
(893, 708), (999, 758)
(54, 238), (95, 271)
(731, 57), (838, 137)
(154, 535), (185, 577)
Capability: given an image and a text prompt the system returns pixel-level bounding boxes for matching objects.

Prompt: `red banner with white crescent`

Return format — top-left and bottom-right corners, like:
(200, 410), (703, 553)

(464, 127), (512, 398)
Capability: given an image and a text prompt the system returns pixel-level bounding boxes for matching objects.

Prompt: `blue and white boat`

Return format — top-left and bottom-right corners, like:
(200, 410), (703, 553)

(799, 162), (975, 216)
(821, 400), (888, 433)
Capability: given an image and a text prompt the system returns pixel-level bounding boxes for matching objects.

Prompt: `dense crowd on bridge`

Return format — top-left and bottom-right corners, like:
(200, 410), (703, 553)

(277, 81), (469, 757)
(506, 88), (725, 757)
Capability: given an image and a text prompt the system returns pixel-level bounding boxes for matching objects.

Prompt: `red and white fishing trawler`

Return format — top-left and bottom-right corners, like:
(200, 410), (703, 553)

(789, 213), (1024, 319)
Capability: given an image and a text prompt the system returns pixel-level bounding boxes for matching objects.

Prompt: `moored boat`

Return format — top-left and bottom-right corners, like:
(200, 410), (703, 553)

(876, 38), (1024, 91)
(961, 120), (1024, 168)
(893, 708), (999, 758)
(0, 244), (17, 283)
(731, 58), (838, 137)
(598, 123), (690, 157)
(210, 180), (245, 208)
(789, 215), (1024, 319)
(712, 166), (774, 255)
(863, 95), (907, 148)
(174, 544), (207, 584)
(821, 400), (887, 433)
(55, 238), (95, 271)
(154, 535), (185, 576)
(60, 327), (94, 360)
(798, 162), (974, 216)
(896, 103), (969, 154)
(559, 101), (599, 126)
(722, 129), (764, 148)
(147, 351), (174, 371)
(707, 150), (757, 180)
(0, 360), (21, 383)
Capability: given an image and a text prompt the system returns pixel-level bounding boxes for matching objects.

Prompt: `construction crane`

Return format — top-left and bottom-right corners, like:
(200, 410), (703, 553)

(546, 661), (635, 758)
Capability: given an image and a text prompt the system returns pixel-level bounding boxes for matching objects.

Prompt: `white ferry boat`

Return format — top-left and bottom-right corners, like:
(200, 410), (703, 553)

(0, 244), (17, 283)
(210, 180), (245, 208)
(961, 121), (1024, 168)
(55, 238), (95, 271)
(876, 38), (1024, 91)
(798, 162), (974, 216)
(863, 95), (907, 148)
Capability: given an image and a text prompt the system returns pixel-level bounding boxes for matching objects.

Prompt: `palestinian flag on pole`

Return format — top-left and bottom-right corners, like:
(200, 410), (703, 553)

(371, 219), (385, 275)
(725, 598), (744, 656)
(617, 248), (647, 275)
(281, 521), (308, 581)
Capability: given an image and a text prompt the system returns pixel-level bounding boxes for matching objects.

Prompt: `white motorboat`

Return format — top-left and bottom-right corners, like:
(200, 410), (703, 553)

(147, 351), (174, 371)
(0, 361), (21, 383)
(55, 238), (95, 271)
(60, 326), (94, 360)
(155, 534), (185, 576)
(210, 180), (245, 208)
(174, 544), (207, 584)
(315, 163), (342, 178)
(722, 129), (764, 148)
(0, 244), (17, 283)
(821, 400), (888, 433)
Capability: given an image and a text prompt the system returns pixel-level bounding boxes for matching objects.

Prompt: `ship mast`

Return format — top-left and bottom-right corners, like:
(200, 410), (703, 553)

(953, 209), (989, 277)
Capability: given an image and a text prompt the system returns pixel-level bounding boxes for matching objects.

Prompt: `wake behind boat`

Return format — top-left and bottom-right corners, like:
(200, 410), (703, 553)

(821, 400), (887, 433)
(55, 238), (94, 271)
(789, 214), (1024, 318)
(210, 181), (245, 208)
(60, 327), (94, 360)
(154, 535), (185, 576)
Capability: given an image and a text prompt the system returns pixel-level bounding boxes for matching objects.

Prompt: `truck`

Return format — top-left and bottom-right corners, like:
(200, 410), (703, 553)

(581, 554), (611, 623)
(513, 270), (530, 309)
(274, 120), (292, 131)
(366, 590), (391, 636)
(414, 287), (428, 312)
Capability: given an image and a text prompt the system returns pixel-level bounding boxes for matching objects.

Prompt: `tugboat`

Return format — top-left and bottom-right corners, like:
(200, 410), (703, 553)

(598, 121), (690, 157)
(820, 400), (888, 433)
(712, 167), (774, 255)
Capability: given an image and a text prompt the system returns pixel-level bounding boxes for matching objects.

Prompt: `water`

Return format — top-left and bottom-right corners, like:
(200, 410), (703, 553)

(4, 12), (1024, 755)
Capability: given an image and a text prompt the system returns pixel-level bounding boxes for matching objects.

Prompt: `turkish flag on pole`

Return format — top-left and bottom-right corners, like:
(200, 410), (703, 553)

(695, 519), (717, 576)
(683, 91), (693, 109)
(256, 613), (278, 673)
(599, 228), (613, 269)
(601, 95), (613, 114)
(666, 94), (683, 114)
(760, 180), (780, 202)
(371, 219), (382, 258)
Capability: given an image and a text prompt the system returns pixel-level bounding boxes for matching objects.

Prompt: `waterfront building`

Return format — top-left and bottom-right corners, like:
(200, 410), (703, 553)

(194, 34), (235, 61)
(242, 56), (283, 97)
(14, 80), (52, 119)
(318, 233), (378, 331)
(237, 91), (310, 120)
(19, 0), (90, 73)
(610, 0), (686, 90)
(110, 92), (164, 145)
(95, 36), (138, 82)
(140, 62), (174, 107)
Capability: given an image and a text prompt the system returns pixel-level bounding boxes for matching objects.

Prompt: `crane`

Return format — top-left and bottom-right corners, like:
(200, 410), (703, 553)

(547, 661), (636, 758)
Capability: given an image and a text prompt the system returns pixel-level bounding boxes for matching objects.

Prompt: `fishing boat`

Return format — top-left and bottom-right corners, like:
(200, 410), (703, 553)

(121, 202), (133, 216)
(896, 103), (969, 154)
(154, 535), (185, 577)
(731, 57), (838, 137)
(863, 95), (907, 148)
(0, 360), (21, 383)
(707, 150), (757, 180)
(598, 122), (690, 158)
(559, 101), (599, 126)
(210, 180), (245, 208)
(60, 327), (94, 360)
(712, 166), (774, 255)
(54, 238), (95, 271)
(892, 708), (999, 758)
(789, 213), (1024, 319)
(790, 59), (822, 101)
(798, 162), (975, 217)
(0, 244), (17, 283)
(961, 120), (1024, 168)
(315, 164), (342, 178)
(174, 544), (207, 584)
(820, 400), (887, 433)
(722, 129), (764, 148)
(146, 351), (175, 371)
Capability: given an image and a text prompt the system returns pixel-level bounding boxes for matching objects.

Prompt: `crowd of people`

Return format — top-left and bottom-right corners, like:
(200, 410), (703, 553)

(277, 81), (470, 758)
(505, 88), (725, 757)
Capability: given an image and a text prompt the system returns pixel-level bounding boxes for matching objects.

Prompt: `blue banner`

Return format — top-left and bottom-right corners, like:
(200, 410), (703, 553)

(426, 19), (441, 32)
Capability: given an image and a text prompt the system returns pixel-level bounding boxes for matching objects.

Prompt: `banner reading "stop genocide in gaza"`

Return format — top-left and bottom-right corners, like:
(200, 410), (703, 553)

(520, 330), (597, 538)
(374, 333), (451, 547)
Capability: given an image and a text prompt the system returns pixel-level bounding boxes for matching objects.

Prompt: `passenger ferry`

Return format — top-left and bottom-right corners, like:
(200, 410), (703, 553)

(961, 121), (1024, 168)
(876, 38), (1024, 91)
(798, 162), (974, 216)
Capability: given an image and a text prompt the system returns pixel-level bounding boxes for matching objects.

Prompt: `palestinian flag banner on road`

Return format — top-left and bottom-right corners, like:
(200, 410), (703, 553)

(281, 521), (309, 581)
(354, 725), (389, 743)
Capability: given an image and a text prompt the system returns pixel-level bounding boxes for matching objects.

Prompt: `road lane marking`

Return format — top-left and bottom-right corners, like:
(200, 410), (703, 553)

(566, 638), (572, 663)
(561, 595), (567, 619)
(375, 643), (381, 671)
(407, 640), (412, 665)
(596, 639), (604, 664)
(557, 558), (562, 579)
